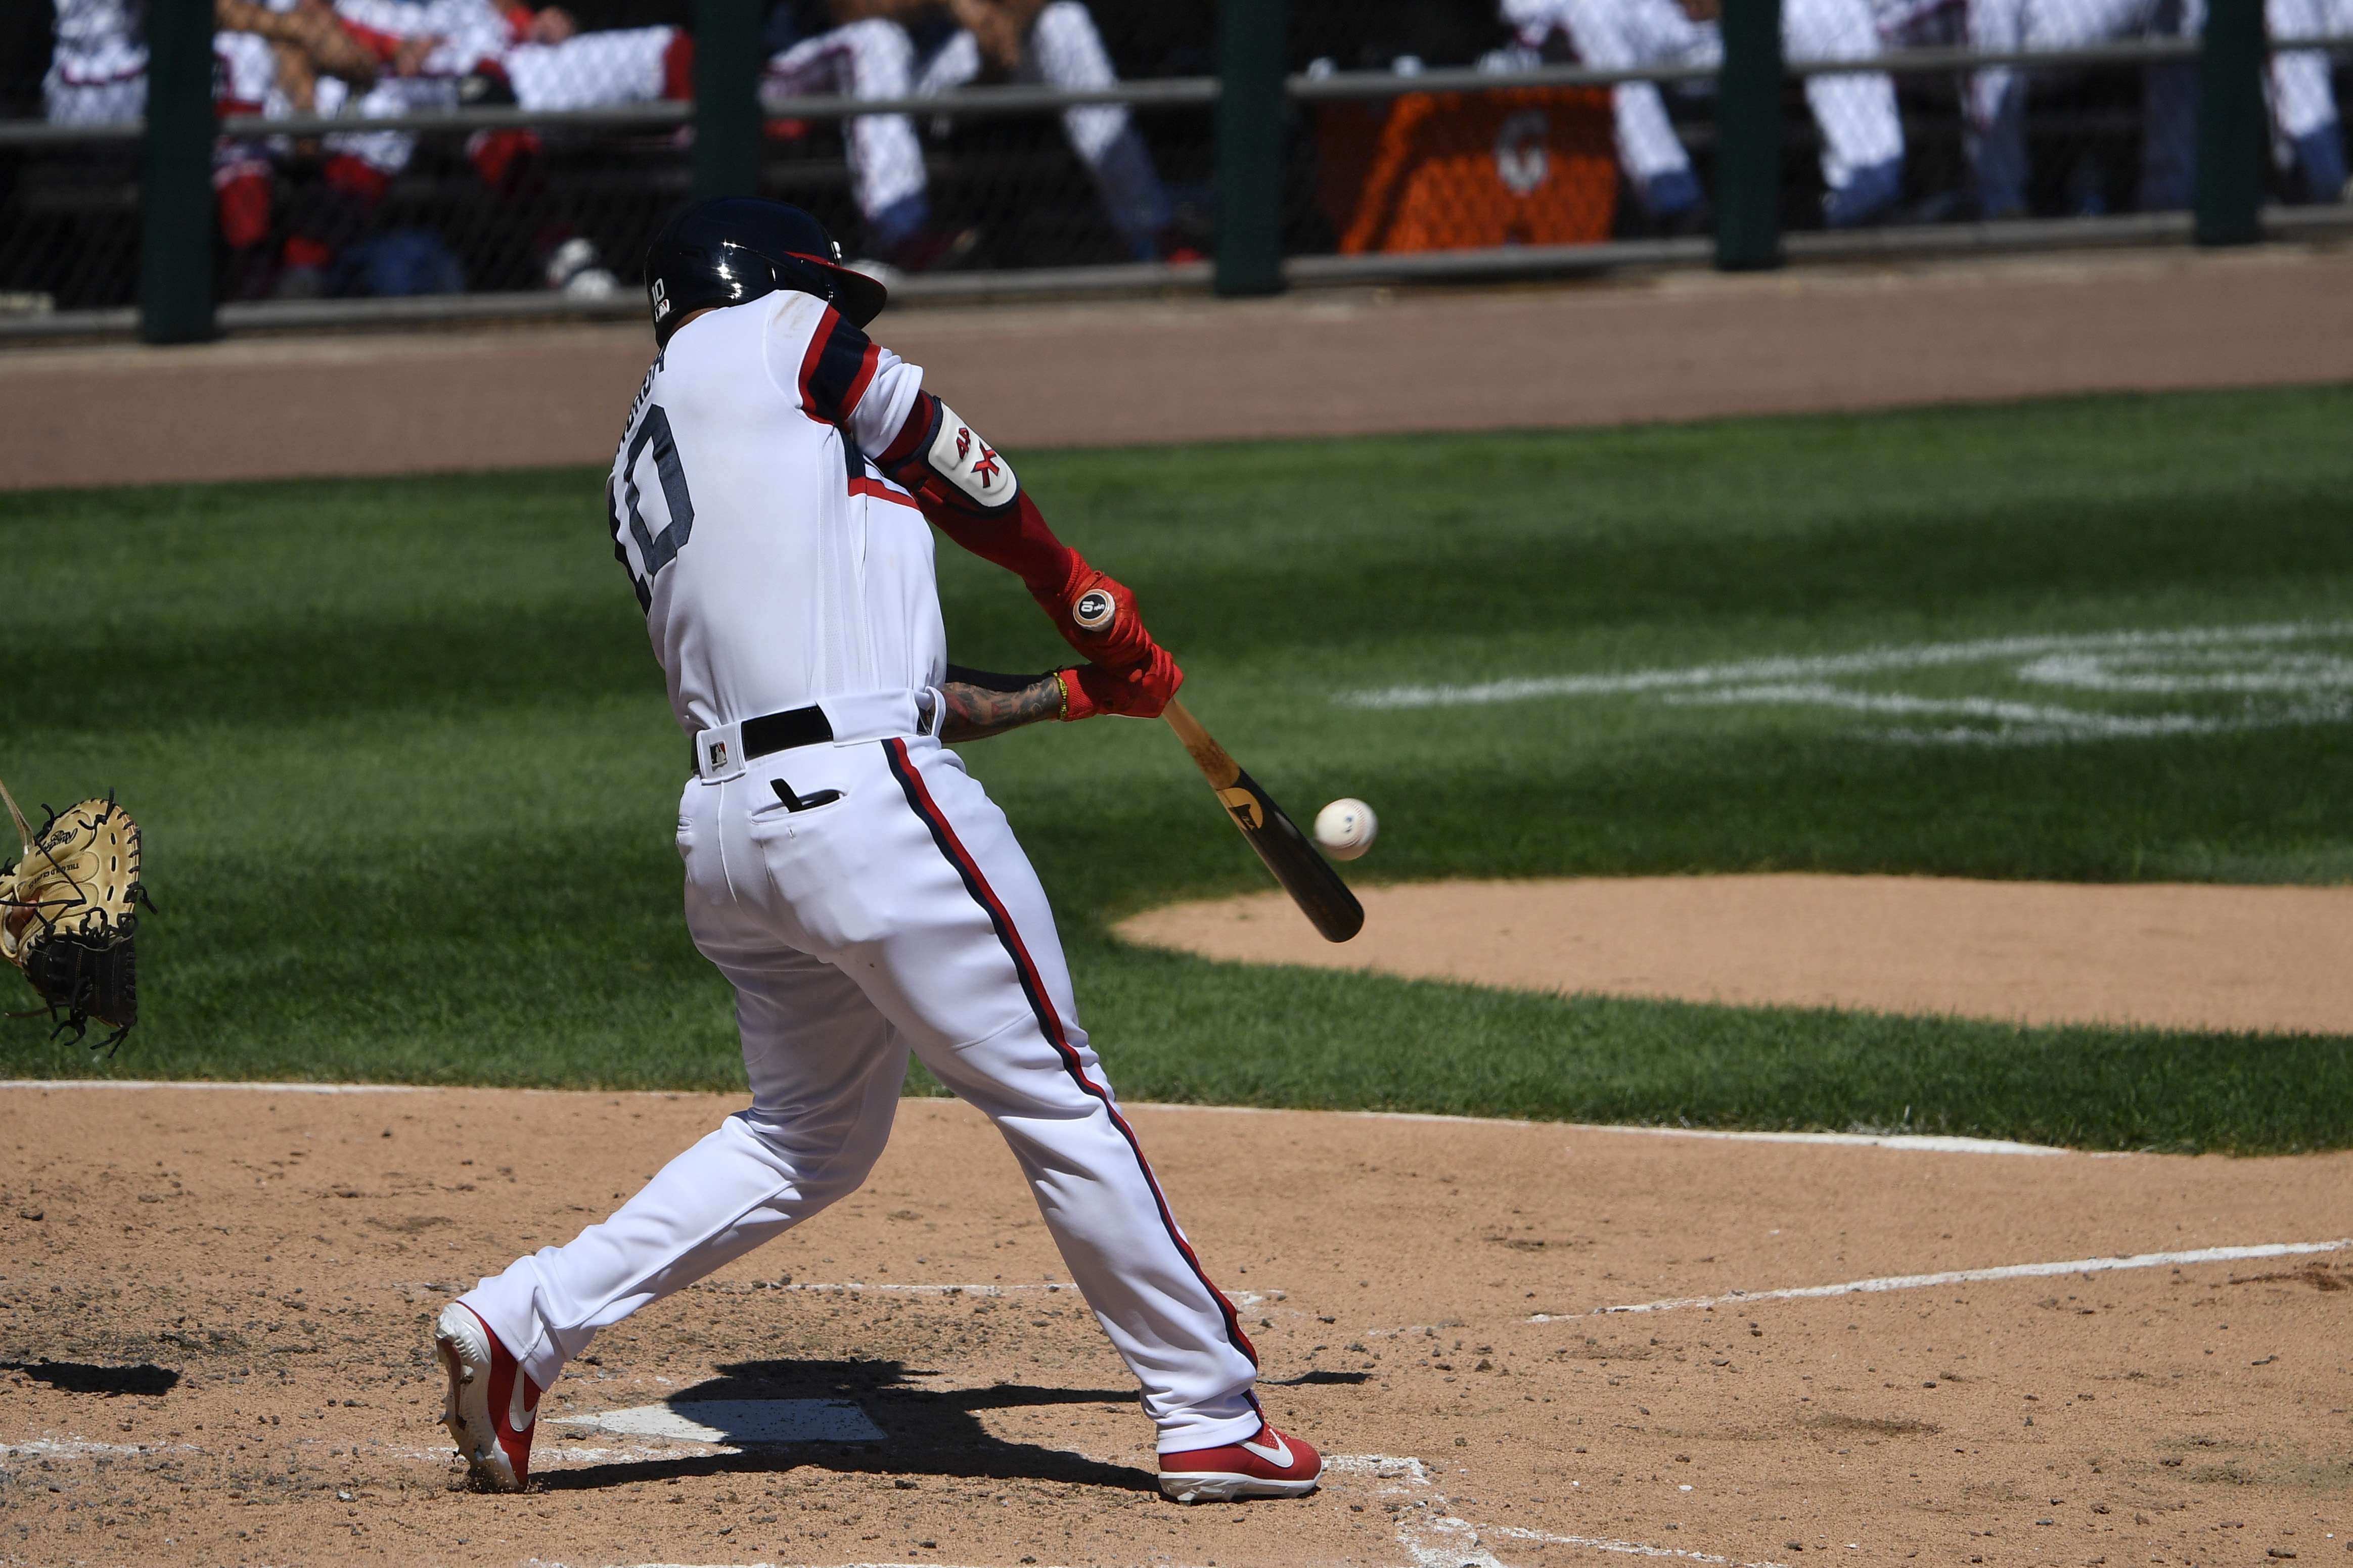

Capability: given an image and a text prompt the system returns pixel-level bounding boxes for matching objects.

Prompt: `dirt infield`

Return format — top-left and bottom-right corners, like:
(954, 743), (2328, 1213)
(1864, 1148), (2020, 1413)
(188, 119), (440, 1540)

(8, 244), (2353, 490)
(1118, 875), (2353, 1036)
(2, 1082), (2347, 1567)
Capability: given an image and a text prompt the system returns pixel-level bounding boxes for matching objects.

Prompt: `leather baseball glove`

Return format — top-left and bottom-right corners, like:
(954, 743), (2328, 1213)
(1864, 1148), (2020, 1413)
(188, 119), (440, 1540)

(1, 779), (150, 1051)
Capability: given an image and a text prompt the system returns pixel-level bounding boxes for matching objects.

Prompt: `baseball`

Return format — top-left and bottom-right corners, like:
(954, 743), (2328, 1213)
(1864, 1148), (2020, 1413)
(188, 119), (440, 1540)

(1314, 798), (1377, 860)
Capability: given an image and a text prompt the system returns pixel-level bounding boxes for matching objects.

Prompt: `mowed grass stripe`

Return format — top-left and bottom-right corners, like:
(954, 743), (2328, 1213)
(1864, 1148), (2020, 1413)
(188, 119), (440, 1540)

(5, 385), (2351, 1151)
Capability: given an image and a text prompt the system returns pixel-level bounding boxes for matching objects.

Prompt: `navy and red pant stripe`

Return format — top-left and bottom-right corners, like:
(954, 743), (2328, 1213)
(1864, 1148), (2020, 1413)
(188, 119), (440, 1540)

(881, 737), (1258, 1370)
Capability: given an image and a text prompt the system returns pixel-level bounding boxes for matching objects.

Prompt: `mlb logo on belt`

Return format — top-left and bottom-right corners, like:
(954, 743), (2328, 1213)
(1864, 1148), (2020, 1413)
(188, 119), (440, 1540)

(707, 739), (729, 770)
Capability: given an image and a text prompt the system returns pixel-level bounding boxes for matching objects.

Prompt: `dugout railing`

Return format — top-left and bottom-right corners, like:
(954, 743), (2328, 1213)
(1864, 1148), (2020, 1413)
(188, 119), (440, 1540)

(0, 0), (2347, 343)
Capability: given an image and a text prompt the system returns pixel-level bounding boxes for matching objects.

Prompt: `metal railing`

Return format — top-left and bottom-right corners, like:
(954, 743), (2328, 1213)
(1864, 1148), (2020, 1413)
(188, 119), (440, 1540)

(0, 0), (2343, 343)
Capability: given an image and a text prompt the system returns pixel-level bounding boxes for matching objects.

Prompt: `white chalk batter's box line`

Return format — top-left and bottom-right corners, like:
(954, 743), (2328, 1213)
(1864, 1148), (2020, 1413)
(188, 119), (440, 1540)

(515, 1450), (1797, 1568)
(386, 1439), (1785, 1568)
(1337, 617), (2353, 748)
(693, 1279), (1283, 1310)
(1535, 1237), (2351, 1319)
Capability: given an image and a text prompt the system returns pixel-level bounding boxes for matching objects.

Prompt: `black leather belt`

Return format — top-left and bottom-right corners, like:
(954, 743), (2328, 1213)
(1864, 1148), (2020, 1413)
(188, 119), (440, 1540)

(691, 704), (834, 774)
(743, 704), (836, 756)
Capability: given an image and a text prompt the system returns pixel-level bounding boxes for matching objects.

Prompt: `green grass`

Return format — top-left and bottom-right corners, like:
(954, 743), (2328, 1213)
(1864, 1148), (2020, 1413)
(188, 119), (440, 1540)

(6, 384), (2352, 1151)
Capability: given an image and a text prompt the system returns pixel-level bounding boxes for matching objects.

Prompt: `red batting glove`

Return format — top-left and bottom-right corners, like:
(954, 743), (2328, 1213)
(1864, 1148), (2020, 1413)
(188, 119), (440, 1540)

(1058, 647), (1184, 721)
(1033, 567), (1155, 670)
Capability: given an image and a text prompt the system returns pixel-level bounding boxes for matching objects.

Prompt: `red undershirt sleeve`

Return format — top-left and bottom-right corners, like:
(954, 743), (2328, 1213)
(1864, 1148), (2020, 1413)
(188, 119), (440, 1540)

(874, 389), (1086, 597)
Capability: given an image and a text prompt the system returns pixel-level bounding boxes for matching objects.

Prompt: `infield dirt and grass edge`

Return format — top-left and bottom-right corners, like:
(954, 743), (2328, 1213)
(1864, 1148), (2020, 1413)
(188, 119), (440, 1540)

(4, 386), (2351, 1152)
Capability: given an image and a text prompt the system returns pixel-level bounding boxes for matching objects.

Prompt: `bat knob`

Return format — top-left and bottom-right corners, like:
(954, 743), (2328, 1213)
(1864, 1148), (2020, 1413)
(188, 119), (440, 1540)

(1073, 588), (1116, 631)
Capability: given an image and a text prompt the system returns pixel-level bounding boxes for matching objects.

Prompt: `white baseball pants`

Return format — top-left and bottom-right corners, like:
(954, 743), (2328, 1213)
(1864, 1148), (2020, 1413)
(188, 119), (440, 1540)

(764, 19), (930, 227)
(460, 708), (1264, 1453)
(915, 2), (1172, 250)
(1967, 0), (2203, 213)
(2269, 0), (2348, 200)
(42, 66), (145, 125)
(505, 25), (681, 113)
(1516, 0), (1903, 199)
(763, 4), (1171, 254)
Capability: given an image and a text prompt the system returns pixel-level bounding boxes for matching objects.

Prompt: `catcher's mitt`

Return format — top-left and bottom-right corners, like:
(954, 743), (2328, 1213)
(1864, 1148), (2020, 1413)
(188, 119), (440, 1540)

(0, 776), (150, 1051)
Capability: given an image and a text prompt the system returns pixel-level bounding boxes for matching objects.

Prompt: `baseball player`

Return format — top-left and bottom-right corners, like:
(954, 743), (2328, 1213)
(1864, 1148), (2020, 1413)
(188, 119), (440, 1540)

(2268, 0), (2350, 203)
(433, 197), (1320, 1507)
(761, 0), (1182, 266)
(246, 0), (684, 292)
(42, 0), (152, 123)
(41, 0), (375, 292)
(320, 0), (688, 186)
(1966, 0), (2201, 216)
(42, 0), (375, 124)
(1500, 0), (1907, 229)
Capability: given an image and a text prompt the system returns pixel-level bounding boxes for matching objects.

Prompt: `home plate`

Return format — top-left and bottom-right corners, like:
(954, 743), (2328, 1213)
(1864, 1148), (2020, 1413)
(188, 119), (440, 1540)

(562, 1399), (886, 1446)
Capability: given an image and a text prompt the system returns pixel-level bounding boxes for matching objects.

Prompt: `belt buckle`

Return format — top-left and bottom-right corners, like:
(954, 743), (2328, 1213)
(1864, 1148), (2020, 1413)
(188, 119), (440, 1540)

(695, 720), (747, 783)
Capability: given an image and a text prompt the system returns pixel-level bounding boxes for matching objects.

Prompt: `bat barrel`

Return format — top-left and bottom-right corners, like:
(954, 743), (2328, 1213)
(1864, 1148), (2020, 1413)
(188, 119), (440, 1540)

(1164, 700), (1364, 943)
(1229, 767), (1365, 943)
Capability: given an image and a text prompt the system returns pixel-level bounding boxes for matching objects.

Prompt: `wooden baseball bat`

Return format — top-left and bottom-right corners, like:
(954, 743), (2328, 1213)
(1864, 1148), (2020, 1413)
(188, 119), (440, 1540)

(1161, 697), (1364, 943)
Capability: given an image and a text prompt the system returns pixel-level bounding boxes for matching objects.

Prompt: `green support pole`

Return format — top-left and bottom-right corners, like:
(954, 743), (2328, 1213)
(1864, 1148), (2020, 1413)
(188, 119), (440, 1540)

(693, 0), (763, 202)
(1214, 0), (1289, 297)
(1714, 0), (1784, 272)
(138, 0), (215, 344)
(2194, 0), (2266, 245)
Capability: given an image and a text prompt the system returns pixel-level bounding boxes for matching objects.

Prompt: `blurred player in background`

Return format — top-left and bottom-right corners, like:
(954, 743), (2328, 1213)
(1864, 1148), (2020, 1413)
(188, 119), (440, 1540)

(761, 0), (1187, 268)
(43, 0), (155, 123)
(1965, 0), (2199, 215)
(2267, 0), (2351, 203)
(46, 0), (381, 294)
(44, 0), (375, 124)
(1496, 0), (1908, 231)
(280, 0), (692, 295)
(40, 0), (687, 296)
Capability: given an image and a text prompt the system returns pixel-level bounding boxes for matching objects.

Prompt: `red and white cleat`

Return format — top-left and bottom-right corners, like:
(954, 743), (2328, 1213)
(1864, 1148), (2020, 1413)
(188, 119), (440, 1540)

(434, 1302), (539, 1492)
(1157, 1423), (1322, 1503)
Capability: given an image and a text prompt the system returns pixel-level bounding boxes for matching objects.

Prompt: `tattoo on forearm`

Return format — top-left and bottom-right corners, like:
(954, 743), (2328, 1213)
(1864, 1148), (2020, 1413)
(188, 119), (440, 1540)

(939, 671), (1063, 742)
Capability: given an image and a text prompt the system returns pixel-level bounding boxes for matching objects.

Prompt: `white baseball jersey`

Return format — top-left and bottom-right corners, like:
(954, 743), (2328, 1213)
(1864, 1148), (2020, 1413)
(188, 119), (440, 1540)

(333, 0), (511, 74)
(48, 0), (146, 83)
(606, 292), (934, 735)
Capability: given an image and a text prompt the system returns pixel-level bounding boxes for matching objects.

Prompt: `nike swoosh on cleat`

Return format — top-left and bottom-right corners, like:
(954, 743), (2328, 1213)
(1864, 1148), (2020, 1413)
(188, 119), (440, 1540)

(1238, 1429), (1292, 1468)
(508, 1376), (537, 1435)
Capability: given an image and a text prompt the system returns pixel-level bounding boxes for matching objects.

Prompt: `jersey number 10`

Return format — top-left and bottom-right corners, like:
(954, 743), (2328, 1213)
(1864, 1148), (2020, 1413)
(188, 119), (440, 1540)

(609, 404), (696, 613)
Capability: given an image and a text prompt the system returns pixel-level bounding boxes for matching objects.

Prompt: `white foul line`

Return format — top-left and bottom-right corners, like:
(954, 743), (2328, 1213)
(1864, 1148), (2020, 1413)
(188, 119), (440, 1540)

(1328, 1454), (1793, 1568)
(1541, 1238), (2351, 1319)
(1132, 1101), (2067, 1155)
(1335, 619), (2353, 711)
(0, 1083), (2067, 1155)
(0, 1079), (429, 1093)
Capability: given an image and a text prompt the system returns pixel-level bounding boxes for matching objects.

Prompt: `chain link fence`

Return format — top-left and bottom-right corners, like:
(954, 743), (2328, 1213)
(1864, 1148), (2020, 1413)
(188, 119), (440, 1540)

(1285, 0), (2346, 256)
(0, 0), (2345, 338)
(0, 0), (1215, 330)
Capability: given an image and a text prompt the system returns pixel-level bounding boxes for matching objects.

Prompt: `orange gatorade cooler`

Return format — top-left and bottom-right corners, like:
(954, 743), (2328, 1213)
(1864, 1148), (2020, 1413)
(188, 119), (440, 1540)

(1319, 86), (1619, 254)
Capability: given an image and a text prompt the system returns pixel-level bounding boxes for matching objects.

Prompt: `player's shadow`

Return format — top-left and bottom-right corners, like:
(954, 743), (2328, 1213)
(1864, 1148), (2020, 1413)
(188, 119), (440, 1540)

(3, 1360), (181, 1397)
(534, 1357), (1156, 1493)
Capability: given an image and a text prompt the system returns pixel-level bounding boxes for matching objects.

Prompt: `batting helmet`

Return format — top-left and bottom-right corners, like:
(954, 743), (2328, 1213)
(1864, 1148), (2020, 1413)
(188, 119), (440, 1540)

(642, 198), (888, 348)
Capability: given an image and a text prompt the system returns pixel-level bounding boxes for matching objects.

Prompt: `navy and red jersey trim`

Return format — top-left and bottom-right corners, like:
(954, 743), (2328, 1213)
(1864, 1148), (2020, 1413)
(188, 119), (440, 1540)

(798, 304), (881, 427)
(876, 389), (938, 470)
(881, 739), (1258, 1369)
(849, 475), (918, 511)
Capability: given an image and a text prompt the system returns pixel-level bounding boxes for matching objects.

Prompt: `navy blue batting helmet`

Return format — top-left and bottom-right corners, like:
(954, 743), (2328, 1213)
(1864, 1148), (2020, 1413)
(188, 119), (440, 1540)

(642, 198), (887, 348)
